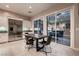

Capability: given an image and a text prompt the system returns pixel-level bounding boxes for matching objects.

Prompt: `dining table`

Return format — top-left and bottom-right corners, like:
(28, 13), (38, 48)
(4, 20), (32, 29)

(25, 34), (48, 51)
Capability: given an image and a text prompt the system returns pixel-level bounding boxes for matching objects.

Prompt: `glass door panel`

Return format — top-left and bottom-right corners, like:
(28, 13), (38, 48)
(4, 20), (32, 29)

(47, 10), (70, 46)
(47, 14), (56, 42)
(34, 19), (43, 35)
(56, 11), (70, 46)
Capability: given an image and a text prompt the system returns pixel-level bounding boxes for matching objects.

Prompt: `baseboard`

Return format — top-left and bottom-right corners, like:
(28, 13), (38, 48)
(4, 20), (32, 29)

(0, 41), (8, 44)
(71, 47), (79, 51)
(0, 39), (23, 44)
(8, 39), (22, 42)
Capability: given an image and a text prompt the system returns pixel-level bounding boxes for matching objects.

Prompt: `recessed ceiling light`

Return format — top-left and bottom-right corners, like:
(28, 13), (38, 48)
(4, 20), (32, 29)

(29, 5), (32, 9)
(6, 5), (9, 8)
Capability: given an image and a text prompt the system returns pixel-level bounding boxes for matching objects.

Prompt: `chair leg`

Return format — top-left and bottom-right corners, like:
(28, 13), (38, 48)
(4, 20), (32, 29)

(25, 43), (30, 51)
(44, 46), (47, 56)
(25, 43), (27, 49)
(25, 42), (34, 51)
(44, 45), (52, 56)
(27, 45), (34, 51)
(28, 45), (30, 51)
(42, 46), (47, 56)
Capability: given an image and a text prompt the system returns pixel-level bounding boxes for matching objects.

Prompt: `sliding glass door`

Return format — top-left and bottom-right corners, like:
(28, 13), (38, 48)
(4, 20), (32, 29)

(47, 14), (56, 42)
(47, 10), (70, 46)
(56, 11), (70, 46)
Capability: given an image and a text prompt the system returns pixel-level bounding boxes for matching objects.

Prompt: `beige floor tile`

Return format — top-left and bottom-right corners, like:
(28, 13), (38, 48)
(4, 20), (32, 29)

(0, 40), (79, 56)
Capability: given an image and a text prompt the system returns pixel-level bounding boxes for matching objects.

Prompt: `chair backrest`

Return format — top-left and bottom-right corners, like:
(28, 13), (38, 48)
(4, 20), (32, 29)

(25, 35), (32, 43)
(25, 32), (29, 34)
(46, 36), (52, 45)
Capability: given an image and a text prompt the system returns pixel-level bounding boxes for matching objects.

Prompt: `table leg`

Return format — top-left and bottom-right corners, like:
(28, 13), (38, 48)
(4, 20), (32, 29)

(36, 39), (39, 51)
(43, 38), (44, 41)
(36, 38), (46, 51)
(42, 38), (44, 48)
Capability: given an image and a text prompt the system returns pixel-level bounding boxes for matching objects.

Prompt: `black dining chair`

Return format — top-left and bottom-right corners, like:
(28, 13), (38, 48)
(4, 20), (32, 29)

(25, 35), (34, 51)
(25, 32), (29, 34)
(39, 36), (52, 55)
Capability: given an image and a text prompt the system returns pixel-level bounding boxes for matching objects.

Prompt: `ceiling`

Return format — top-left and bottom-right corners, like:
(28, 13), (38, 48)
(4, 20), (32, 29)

(0, 3), (56, 17)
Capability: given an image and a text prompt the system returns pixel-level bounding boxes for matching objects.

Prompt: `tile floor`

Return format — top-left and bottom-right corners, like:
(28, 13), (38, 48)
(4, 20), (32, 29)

(0, 40), (79, 56)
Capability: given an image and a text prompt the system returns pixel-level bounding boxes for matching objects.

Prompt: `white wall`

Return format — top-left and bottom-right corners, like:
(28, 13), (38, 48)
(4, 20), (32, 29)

(22, 20), (32, 39)
(23, 20), (32, 30)
(0, 15), (8, 43)
(73, 4), (79, 49)
(69, 4), (79, 50)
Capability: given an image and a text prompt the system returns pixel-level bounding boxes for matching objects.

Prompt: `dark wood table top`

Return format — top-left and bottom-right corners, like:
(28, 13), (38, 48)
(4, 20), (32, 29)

(25, 34), (48, 39)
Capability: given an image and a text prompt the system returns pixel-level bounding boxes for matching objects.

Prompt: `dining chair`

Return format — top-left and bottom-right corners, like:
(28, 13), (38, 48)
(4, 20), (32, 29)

(39, 36), (52, 55)
(25, 35), (34, 51)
